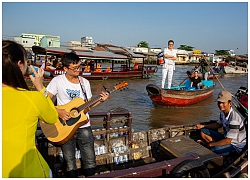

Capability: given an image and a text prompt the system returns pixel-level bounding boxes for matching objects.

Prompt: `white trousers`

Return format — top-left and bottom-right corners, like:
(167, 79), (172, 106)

(203, 72), (209, 80)
(161, 65), (174, 89)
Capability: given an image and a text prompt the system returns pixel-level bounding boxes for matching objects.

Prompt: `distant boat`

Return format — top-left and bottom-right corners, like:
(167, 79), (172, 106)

(223, 65), (248, 74)
(235, 86), (248, 118)
(146, 80), (215, 106)
(27, 46), (158, 80)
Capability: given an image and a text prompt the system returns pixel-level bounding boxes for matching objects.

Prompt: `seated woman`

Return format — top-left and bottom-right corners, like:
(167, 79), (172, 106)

(190, 71), (201, 89)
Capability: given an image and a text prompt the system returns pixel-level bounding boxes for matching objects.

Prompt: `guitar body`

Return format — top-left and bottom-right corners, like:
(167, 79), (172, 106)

(40, 97), (89, 145)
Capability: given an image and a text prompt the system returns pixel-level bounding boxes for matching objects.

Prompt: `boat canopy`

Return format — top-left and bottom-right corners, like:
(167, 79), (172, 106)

(32, 46), (145, 61)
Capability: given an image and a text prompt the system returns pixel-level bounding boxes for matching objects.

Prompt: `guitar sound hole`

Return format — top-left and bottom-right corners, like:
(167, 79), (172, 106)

(70, 108), (79, 118)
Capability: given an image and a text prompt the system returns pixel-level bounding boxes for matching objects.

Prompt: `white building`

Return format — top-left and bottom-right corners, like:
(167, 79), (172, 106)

(14, 36), (36, 49)
(67, 41), (82, 47)
(81, 36), (95, 47)
(14, 33), (59, 50)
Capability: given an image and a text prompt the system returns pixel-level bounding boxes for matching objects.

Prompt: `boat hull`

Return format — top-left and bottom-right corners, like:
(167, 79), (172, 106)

(146, 83), (215, 106)
(223, 65), (248, 74)
(36, 109), (247, 178)
(25, 68), (156, 80)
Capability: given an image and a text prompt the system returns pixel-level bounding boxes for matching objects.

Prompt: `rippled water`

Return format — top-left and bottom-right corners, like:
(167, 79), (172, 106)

(28, 64), (248, 132)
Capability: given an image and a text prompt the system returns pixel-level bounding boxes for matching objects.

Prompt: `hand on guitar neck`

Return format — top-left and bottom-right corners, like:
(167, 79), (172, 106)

(57, 91), (110, 122)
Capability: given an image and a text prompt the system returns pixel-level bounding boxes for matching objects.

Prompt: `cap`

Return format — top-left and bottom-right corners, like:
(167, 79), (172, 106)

(217, 90), (232, 102)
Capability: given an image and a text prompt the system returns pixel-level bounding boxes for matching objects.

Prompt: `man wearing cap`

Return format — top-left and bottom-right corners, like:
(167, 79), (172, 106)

(195, 90), (246, 156)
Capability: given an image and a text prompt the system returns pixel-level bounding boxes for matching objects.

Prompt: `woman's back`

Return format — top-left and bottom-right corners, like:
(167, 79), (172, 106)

(2, 87), (57, 177)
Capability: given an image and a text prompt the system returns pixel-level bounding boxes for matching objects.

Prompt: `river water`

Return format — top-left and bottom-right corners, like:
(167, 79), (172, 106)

(28, 64), (248, 132)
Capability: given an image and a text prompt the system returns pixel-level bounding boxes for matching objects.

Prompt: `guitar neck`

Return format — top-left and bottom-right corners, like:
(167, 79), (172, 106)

(78, 88), (116, 113)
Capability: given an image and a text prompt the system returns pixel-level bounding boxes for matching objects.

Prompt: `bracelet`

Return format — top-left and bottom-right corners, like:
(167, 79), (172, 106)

(40, 87), (48, 98)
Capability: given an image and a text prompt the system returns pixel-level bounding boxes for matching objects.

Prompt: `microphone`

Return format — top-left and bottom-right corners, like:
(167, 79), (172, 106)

(25, 66), (53, 78)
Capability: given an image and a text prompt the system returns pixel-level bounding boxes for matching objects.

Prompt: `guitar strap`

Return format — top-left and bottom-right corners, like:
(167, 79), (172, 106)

(78, 76), (88, 102)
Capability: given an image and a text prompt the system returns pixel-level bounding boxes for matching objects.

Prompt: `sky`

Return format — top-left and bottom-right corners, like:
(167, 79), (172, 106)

(2, 1), (248, 54)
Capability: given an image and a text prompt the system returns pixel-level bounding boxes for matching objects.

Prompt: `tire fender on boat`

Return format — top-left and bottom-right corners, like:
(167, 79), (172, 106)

(154, 66), (158, 73)
(146, 84), (161, 96)
(169, 159), (210, 178)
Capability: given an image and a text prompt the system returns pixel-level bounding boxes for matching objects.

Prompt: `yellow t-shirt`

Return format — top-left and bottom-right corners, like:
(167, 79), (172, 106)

(2, 87), (58, 178)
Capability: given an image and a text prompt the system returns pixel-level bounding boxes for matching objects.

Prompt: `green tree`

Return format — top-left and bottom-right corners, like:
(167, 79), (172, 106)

(177, 45), (194, 51)
(137, 41), (149, 48)
(215, 50), (230, 55)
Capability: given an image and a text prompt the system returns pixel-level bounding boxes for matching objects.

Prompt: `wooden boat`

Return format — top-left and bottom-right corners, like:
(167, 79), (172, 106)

(27, 64), (158, 81)
(146, 80), (215, 106)
(189, 67), (220, 79)
(235, 86), (248, 118)
(223, 65), (248, 74)
(36, 108), (248, 178)
(28, 46), (158, 80)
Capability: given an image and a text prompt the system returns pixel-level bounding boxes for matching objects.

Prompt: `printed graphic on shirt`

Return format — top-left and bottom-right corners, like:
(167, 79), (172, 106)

(66, 89), (80, 100)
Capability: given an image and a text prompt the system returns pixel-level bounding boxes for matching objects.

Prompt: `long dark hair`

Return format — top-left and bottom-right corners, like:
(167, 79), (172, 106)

(2, 40), (29, 90)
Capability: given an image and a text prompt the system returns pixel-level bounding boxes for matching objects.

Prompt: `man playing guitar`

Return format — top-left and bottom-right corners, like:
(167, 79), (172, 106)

(46, 52), (109, 177)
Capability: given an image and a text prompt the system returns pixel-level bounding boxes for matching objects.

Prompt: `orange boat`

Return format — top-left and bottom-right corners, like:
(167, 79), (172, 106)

(146, 80), (215, 106)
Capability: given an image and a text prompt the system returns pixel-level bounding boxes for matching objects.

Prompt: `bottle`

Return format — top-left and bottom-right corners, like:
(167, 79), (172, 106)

(101, 128), (106, 139)
(123, 154), (128, 163)
(114, 156), (119, 165)
(92, 129), (96, 140)
(94, 145), (100, 156)
(114, 127), (118, 137)
(123, 126), (128, 136)
(109, 128), (114, 138)
(119, 127), (123, 136)
(25, 65), (51, 77)
(95, 129), (101, 139)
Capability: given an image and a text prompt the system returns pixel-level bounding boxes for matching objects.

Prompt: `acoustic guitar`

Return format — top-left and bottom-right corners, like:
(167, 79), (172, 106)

(39, 81), (128, 145)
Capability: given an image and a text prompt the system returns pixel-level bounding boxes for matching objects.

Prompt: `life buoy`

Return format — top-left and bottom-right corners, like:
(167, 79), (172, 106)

(133, 62), (139, 70)
(169, 159), (210, 178)
(95, 64), (102, 72)
(105, 66), (111, 72)
(84, 66), (90, 72)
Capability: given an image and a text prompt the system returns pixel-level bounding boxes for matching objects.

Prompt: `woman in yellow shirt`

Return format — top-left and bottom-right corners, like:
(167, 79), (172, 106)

(2, 40), (58, 177)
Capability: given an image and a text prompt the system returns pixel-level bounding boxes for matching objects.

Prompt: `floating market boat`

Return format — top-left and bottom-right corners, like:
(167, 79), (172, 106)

(235, 86), (248, 118)
(146, 80), (215, 106)
(36, 108), (248, 178)
(28, 46), (158, 80)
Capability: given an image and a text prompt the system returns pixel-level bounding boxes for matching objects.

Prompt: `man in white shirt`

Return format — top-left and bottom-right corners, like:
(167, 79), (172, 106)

(161, 40), (177, 89)
(46, 52), (110, 177)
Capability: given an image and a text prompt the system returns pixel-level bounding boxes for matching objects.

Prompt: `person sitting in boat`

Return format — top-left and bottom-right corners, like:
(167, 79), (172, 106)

(186, 70), (193, 80)
(190, 71), (201, 89)
(195, 90), (247, 156)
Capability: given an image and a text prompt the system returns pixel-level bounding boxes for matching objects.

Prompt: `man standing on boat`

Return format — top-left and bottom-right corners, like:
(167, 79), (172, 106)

(161, 40), (177, 89)
(46, 52), (110, 177)
(200, 54), (209, 80)
(195, 90), (246, 156)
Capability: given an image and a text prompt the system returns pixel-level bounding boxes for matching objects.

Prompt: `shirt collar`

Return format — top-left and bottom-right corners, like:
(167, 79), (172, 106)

(225, 107), (233, 120)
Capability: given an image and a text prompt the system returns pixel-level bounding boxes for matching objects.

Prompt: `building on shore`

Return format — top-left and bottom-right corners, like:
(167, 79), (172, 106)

(40, 35), (60, 48)
(13, 33), (60, 50)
